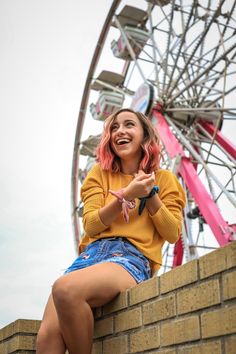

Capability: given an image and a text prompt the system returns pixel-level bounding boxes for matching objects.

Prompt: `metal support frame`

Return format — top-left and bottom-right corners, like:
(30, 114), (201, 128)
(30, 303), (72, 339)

(152, 106), (234, 262)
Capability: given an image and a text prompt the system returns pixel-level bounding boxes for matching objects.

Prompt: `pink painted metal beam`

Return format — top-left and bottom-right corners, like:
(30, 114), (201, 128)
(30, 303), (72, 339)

(172, 239), (184, 267)
(199, 121), (236, 160)
(152, 106), (234, 250)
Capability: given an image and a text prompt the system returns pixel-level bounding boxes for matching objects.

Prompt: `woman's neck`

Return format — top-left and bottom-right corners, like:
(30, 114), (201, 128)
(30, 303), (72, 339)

(121, 159), (140, 175)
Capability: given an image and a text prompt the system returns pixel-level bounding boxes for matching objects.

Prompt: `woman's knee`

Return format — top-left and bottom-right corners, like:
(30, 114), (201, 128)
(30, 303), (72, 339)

(36, 323), (52, 350)
(52, 275), (84, 308)
(36, 322), (64, 353)
(36, 324), (46, 348)
(52, 277), (70, 307)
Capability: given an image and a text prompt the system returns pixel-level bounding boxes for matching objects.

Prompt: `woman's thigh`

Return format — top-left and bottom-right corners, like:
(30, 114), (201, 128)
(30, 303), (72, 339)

(55, 262), (137, 308)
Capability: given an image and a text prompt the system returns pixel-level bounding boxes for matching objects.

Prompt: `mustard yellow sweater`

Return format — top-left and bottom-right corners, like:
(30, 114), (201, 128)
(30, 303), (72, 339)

(79, 163), (186, 274)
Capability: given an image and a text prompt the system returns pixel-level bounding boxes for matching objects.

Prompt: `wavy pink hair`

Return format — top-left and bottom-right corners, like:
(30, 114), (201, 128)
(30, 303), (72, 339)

(96, 108), (161, 173)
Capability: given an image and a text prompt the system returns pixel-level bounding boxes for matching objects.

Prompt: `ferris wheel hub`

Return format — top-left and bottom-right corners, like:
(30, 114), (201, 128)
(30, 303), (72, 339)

(130, 83), (154, 115)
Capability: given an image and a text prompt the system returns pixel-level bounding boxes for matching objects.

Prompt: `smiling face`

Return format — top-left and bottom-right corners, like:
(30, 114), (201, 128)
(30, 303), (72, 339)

(96, 108), (161, 173)
(110, 111), (144, 164)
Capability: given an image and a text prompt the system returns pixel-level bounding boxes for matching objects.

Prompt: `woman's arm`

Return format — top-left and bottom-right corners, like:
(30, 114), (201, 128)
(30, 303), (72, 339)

(98, 198), (123, 226)
(147, 171), (186, 243)
(145, 193), (163, 215)
(81, 166), (154, 235)
(99, 173), (156, 226)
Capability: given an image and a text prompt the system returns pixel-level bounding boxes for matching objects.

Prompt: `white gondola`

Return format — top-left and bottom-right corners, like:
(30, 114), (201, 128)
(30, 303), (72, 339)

(78, 155), (97, 218)
(90, 89), (124, 121)
(78, 156), (96, 184)
(89, 71), (125, 121)
(111, 25), (149, 60)
(79, 134), (101, 157)
(111, 6), (149, 60)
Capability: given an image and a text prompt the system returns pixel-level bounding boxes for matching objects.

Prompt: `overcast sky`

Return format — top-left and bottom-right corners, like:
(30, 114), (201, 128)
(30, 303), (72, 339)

(0, 0), (112, 328)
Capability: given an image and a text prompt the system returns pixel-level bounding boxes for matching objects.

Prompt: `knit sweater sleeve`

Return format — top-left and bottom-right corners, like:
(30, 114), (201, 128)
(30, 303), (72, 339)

(80, 164), (108, 237)
(150, 170), (186, 243)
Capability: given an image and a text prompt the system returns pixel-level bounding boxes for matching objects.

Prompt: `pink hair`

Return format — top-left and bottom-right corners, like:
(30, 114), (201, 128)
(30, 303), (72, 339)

(96, 108), (161, 173)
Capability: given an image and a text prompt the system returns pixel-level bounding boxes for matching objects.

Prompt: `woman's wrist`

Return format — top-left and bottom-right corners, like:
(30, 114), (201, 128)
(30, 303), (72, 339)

(146, 193), (163, 215)
(123, 186), (134, 201)
(109, 189), (136, 223)
(138, 186), (160, 215)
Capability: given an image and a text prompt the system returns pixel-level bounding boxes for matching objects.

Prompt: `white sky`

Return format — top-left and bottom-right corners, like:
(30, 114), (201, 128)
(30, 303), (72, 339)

(0, 0), (112, 328)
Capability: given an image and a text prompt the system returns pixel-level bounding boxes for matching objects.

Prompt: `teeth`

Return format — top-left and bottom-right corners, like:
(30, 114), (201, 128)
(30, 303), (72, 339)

(117, 139), (130, 145)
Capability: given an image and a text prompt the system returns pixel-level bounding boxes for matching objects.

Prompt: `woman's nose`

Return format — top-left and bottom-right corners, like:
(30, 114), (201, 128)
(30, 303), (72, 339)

(117, 125), (125, 134)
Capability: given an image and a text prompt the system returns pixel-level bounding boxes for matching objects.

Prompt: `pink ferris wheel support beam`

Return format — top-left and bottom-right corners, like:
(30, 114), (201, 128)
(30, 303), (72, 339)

(172, 239), (184, 267)
(151, 107), (234, 251)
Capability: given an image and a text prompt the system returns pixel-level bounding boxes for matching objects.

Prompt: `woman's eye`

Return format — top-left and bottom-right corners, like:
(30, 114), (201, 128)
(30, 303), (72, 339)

(127, 122), (134, 127)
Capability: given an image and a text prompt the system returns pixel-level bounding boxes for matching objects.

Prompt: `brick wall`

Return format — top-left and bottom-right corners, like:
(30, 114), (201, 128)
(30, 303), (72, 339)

(1, 241), (236, 354)
(93, 241), (236, 354)
(0, 319), (40, 353)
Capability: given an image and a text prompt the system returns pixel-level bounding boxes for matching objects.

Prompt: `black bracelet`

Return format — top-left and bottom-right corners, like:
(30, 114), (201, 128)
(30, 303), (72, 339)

(138, 186), (159, 215)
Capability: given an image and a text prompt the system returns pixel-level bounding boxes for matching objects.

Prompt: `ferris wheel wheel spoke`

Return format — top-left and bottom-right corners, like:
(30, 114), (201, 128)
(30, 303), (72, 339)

(166, 0), (226, 100)
(147, 4), (165, 97)
(198, 58), (235, 105)
(214, 170), (236, 204)
(166, 43), (236, 106)
(159, 0), (175, 93)
(193, 30), (234, 67)
(206, 81), (236, 108)
(161, 4), (197, 99)
(195, 124), (236, 168)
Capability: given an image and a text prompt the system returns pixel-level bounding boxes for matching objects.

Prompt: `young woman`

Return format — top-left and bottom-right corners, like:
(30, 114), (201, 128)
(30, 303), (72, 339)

(36, 108), (186, 354)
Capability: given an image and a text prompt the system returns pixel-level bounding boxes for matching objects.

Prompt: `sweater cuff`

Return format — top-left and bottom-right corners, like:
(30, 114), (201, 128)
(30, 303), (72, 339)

(150, 204), (180, 243)
(83, 210), (108, 237)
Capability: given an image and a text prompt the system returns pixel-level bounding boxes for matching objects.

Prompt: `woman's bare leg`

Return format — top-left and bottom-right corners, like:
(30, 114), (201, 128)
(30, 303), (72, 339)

(52, 262), (137, 354)
(36, 295), (66, 354)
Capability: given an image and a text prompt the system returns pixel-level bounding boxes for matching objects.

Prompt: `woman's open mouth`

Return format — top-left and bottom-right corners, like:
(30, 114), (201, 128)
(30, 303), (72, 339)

(116, 138), (131, 145)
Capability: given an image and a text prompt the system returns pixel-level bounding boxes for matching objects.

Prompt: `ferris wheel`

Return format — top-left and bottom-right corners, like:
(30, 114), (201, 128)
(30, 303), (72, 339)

(72, 0), (236, 273)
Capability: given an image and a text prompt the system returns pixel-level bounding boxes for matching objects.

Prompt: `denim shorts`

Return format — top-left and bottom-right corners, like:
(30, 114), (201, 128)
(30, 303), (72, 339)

(64, 237), (151, 283)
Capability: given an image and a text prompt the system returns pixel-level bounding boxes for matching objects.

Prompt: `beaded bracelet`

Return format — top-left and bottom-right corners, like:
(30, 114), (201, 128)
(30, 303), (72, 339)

(109, 189), (136, 223)
(138, 186), (159, 215)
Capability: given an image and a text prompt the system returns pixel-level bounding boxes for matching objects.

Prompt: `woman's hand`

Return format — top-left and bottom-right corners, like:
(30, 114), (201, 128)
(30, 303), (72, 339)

(123, 170), (155, 200)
